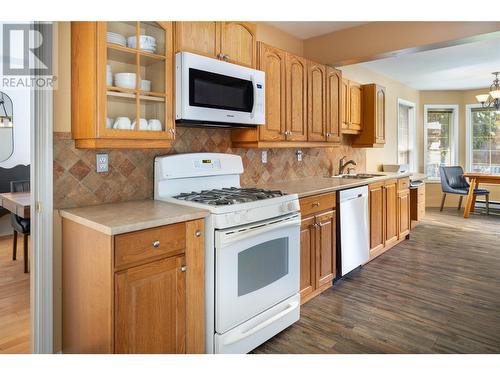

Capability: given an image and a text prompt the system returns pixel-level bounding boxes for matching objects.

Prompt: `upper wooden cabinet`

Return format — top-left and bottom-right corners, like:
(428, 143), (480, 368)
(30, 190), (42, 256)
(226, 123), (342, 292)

(353, 84), (386, 147)
(175, 21), (256, 68)
(307, 61), (327, 142)
(285, 53), (308, 142)
(71, 21), (175, 149)
(326, 67), (342, 143)
(341, 78), (362, 134)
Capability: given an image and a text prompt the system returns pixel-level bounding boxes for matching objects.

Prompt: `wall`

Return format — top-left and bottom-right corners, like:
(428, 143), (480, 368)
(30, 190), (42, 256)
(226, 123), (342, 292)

(420, 89), (500, 207)
(339, 64), (421, 172)
(256, 22), (304, 56)
(304, 22), (500, 66)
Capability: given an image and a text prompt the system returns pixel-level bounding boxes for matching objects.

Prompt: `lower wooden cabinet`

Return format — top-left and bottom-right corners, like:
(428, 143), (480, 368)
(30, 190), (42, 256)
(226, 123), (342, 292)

(368, 177), (411, 261)
(410, 183), (426, 227)
(62, 218), (205, 354)
(299, 193), (336, 305)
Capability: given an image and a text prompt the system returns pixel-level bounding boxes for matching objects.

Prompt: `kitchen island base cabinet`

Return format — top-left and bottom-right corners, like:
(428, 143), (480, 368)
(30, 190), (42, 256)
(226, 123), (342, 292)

(368, 177), (411, 261)
(62, 218), (205, 354)
(299, 193), (336, 305)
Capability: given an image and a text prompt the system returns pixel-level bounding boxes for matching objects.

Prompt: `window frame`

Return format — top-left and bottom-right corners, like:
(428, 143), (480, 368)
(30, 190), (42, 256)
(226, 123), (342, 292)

(423, 104), (459, 181)
(397, 98), (416, 172)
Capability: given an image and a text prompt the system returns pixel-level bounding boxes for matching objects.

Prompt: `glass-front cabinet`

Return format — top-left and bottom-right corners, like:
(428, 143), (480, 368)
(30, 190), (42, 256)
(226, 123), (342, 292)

(71, 21), (174, 148)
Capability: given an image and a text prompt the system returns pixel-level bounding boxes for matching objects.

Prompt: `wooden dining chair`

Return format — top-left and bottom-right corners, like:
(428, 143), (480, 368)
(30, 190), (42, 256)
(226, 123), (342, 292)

(439, 166), (490, 214)
(10, 180), (31, 273)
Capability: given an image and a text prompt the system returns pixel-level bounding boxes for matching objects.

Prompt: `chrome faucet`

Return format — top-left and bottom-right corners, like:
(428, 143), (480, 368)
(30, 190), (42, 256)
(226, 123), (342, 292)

(338, 156), (357, 175)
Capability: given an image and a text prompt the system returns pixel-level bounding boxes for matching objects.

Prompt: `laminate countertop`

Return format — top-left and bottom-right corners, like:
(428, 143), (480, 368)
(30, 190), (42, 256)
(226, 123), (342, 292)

(59, 199), (209, 235)
(255, 172), (420, 198)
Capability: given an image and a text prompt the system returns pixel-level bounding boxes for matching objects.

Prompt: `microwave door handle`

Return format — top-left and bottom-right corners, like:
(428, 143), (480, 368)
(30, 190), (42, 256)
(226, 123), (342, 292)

(250, 75), (257, 119)
(218, 216), (300, 246)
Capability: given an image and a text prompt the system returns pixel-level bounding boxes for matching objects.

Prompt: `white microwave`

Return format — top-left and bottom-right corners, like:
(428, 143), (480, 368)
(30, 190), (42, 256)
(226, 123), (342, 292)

(175, 52), (265, 127)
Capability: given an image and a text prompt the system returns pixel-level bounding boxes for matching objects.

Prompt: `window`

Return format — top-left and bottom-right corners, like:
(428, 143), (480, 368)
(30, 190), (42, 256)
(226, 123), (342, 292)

(466, 105), (500, 174)
(397, 99), (416, 171)
(424, 105), (459, 180)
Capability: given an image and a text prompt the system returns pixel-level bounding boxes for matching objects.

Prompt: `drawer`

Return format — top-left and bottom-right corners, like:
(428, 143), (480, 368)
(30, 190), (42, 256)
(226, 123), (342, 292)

(114, 222), (186, 269)
(398, 177), (410, 191)
(300, 192), (336, 216)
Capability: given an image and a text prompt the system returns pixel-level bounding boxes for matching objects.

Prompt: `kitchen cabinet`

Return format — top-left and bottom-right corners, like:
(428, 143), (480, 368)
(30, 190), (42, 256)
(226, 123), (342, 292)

(175, 21), (256, 68)
(368, 177), (411, 261)
(62, 218), (205, 354)
(299, 193), (336, 305)
(410, 183), (426, 227)
(71, 21), (175, 149)
(341, 79), (362, 134)
(353, 84), (386, 147)
(307, 61), (327, 142)
(232, 44), (342, 148)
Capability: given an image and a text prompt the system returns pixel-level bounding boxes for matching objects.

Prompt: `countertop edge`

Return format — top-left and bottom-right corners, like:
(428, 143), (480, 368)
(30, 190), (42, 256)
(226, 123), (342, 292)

(58, 207), (209, 236)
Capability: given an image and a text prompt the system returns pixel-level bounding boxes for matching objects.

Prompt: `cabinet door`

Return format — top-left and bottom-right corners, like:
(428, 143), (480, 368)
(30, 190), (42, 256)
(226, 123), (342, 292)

(300, 216), (316, 302)
(115, 255), (186, 354)
(286, 53), (308, 141)
(398, 189), (410, 239)
(326, 67), (342, 143)
(349, 82), (362, 131)
(220, 22), (256, 68)
(369, 182), (385, 255)
(315, 210), (336, 289)
(307, 62), (327, 142)
(341, 78), (350, 130)
(258, 43), (286, 141)
(375, 86), (386, 143)
(384, 180), (398, 246)
(174, 22), (220, 58)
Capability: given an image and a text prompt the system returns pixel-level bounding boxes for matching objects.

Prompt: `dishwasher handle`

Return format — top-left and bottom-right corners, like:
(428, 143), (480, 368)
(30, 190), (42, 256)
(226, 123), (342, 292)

(340, 193), (366, 203)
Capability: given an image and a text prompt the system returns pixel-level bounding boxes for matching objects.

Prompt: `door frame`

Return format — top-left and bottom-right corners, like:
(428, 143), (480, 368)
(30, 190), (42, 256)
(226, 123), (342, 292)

(397, 98), (416, 172)
(30, 21), (54, 353)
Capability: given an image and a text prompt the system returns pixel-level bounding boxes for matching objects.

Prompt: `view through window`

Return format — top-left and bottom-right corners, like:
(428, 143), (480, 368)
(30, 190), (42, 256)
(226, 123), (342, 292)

(398, 102), (412, 170)
(425, 107), (457, 180)
(469, 108), (500, 173)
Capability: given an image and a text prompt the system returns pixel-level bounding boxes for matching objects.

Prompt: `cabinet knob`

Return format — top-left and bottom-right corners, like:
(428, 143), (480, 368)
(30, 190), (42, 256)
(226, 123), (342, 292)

(224, 54), (229, 61)
(312, 202), (320, 207)
(152, 240), (160, 248)
(181, 265), (187, 272)
(195, 229), (202, 238)
(326, 133), (331, 137)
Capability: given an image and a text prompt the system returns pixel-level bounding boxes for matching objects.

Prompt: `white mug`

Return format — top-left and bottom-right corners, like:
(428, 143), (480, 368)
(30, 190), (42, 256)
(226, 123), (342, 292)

(148, 119), (162, 131)
(113, 117), (131, 130)
(132, 118), (148, 130)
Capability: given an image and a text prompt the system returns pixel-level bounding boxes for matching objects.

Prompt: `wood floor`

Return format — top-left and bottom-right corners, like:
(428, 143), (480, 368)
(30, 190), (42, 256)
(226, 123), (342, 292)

(0, 233), (30, 354)
(253, 208), (500, 354)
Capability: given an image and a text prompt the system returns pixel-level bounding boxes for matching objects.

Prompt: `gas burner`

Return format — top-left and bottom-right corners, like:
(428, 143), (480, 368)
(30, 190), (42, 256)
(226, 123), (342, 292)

(173, 187), (286, 206)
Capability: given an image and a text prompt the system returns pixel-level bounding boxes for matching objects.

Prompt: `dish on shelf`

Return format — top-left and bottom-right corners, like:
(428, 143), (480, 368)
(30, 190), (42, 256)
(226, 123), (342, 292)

(127, 35), (157, 53)
(114, 73), (136, 89)
(132, 118), (148, 131)
(106, 64), (113, 86)
(148, 119), (162, 131)
(106, 117), (114, 128)
(113, 117), (132, 130)
(140, 79), (151, 92)
(107, 32), (126, 47)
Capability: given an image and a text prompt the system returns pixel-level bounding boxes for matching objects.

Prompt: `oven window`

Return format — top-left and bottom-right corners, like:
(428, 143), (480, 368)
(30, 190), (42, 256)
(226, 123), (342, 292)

(238, 238), (289, 297)
(189, 68), (254, 112)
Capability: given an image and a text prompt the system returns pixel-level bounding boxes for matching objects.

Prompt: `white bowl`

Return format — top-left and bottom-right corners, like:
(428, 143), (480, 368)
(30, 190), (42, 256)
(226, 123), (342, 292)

(127, 35), (157, 52)
(140, 80), (151, 92)
(132, 118), (148, 130)
(148, 119), (162, 131)
(114, 73), (136, 89)
(113, 117), (132, 130)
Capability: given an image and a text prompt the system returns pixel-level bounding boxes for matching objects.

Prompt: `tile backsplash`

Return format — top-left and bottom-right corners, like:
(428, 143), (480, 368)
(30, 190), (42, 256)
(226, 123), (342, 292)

(54, 129), (365, 209)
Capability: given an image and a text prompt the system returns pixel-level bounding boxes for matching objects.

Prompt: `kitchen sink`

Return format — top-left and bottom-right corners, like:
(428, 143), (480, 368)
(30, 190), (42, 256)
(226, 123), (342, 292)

(326, 173), (384, 179)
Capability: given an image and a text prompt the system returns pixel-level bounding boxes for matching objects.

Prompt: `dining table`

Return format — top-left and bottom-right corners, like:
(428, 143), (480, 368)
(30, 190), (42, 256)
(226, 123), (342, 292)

(463, 173), (500, 218)
(0, 192), (31, 219)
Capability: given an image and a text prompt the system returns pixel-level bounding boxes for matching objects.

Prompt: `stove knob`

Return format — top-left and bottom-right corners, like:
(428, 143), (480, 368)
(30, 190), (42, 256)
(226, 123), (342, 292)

(287, 202), (297, 212)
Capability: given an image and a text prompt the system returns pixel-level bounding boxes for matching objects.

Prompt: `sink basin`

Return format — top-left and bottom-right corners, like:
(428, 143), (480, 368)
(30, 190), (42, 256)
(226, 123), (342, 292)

(326, 173), (384, 180)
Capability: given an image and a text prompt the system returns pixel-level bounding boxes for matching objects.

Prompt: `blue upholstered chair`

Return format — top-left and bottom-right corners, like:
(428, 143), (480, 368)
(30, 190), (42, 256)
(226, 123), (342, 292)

(439, 166), (489, 214)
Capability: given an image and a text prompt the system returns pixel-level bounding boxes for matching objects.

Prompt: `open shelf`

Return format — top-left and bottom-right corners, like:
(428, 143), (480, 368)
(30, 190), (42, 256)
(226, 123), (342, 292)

(107, 89), (166, 102)
(107, 43), (166, 64)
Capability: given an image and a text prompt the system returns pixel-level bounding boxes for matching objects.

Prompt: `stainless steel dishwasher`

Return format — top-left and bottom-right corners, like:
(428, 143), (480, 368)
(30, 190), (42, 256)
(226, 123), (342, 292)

(339, 185), (369, 276)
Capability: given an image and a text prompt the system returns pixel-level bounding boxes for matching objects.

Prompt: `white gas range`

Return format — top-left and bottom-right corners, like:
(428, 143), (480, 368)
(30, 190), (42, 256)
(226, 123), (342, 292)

(154, 153), (301, 354)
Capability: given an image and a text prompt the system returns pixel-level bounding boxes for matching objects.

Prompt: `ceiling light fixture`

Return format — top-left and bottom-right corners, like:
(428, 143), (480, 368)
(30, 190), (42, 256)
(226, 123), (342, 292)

(476, 72), (500, 110)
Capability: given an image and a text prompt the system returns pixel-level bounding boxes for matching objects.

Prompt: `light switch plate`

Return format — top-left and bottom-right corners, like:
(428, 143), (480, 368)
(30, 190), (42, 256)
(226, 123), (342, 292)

(296, 150), (303, 162)
(96, 153), (109, 173)
(261, 150), (268, 164)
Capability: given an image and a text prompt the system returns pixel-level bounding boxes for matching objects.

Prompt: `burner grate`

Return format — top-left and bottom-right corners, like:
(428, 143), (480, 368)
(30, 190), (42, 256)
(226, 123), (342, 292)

(173, 187), (286, 206)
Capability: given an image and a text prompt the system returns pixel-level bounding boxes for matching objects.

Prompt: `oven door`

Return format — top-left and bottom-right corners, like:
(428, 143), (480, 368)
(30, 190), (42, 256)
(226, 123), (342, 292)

(215, 214), (300, 334)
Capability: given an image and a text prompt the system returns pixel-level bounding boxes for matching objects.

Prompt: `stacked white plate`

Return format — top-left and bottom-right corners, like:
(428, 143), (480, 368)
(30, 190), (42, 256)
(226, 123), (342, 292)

(127, 35), (157, 53)
(106, 64), (113, 86)
(114, 73), (136, 89)
(107, 32), (126, 47)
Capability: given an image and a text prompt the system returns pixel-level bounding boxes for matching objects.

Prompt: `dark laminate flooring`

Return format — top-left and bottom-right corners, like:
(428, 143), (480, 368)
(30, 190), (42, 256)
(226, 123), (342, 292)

(253, 208), (500, 354)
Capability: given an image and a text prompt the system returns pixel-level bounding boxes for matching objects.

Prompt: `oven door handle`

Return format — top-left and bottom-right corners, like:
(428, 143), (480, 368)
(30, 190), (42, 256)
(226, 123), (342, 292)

(218, 216), (300, 246)
(223, 300), (299, 346)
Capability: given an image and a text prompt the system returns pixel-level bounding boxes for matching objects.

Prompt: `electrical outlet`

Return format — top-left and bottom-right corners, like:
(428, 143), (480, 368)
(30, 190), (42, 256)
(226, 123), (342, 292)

(296, 150), (303, 162)
(261, 150), (268, 164)
(96, 153), (109, 173)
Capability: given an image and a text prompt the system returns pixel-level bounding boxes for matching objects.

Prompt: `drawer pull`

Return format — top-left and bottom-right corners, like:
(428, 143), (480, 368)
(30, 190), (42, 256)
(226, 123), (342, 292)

(312, 202), (320, 207)
(195, 230), (202, 238)
(181, 265), (187, 272)
(152, 240), (160, 248)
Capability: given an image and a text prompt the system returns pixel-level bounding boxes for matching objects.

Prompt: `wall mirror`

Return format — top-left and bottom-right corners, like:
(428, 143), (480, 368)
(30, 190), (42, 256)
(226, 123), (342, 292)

(0, 91), (14, 162)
